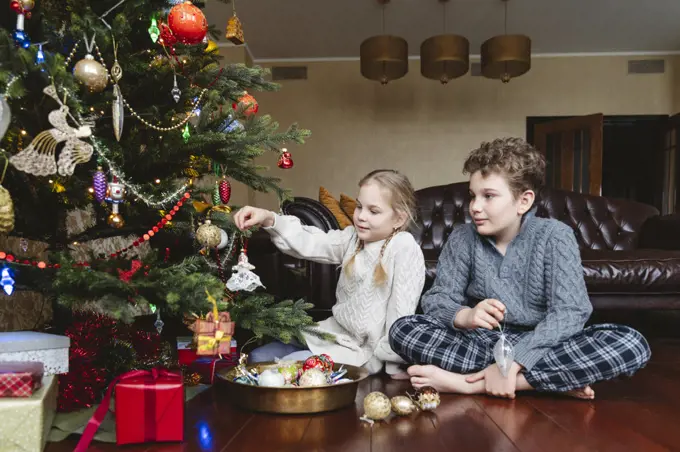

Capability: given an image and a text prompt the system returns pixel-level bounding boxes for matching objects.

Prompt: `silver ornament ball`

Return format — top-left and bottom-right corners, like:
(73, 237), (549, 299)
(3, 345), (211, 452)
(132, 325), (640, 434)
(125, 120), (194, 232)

(217, 228), (229, 249)
(73, 55), (108, 93)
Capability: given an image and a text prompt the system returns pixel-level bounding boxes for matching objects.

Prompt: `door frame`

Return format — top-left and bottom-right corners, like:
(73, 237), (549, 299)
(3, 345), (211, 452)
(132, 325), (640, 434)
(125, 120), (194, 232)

(526, 115), (670, 144)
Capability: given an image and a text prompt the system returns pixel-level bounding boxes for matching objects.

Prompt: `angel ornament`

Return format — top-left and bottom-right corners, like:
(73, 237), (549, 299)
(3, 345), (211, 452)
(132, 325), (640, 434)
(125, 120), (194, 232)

(10, 85), (93, 177)
(225, 248), (265, 292)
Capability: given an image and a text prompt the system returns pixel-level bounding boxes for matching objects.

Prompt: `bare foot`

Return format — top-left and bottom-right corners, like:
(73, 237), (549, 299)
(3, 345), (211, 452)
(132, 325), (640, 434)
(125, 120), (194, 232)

(562, 386), (595, 400)
(390, 371), (411, 380)
(407, 365), (485, 394)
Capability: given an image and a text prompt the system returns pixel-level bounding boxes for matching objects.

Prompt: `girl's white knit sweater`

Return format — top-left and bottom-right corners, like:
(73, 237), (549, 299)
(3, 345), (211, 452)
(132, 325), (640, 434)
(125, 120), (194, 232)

(264, 214), (426, 374)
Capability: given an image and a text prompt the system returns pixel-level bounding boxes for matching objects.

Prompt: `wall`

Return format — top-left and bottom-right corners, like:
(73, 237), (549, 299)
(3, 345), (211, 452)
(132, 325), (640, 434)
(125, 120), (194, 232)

(233, 55), (680, 210)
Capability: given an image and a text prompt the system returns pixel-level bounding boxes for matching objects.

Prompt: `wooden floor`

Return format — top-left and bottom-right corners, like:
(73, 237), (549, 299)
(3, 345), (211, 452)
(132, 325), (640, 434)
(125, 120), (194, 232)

(47, 339), (680, 452)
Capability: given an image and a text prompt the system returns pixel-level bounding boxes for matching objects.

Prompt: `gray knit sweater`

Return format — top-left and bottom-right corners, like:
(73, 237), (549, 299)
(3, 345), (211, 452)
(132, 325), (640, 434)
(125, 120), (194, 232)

(421, 210), (593, 370)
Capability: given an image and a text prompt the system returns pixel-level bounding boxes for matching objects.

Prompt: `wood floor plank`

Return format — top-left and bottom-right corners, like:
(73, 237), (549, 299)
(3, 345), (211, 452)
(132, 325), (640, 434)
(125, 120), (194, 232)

(474, 396), (593, 452)
(526, 396), (670, 452)
(220, 413), (312, 452)
(426, 395), (520, 452)
(295, 374), (372, 452)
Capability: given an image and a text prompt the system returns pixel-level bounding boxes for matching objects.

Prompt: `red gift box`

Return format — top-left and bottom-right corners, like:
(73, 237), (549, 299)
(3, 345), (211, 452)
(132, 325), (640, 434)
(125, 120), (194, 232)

(189, 356), (238, 384)
(74, 369), (184, 451)
(0, 362), (44, 397)
(178, 348), (198, 366)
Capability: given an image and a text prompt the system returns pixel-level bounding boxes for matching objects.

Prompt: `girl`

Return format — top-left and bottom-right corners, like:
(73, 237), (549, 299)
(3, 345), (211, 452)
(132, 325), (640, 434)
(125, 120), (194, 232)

(233, 169), (426, 376)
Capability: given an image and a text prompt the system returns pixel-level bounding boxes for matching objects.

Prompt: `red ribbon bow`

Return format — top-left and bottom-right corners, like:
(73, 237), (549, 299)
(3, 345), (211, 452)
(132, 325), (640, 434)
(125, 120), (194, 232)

(118, 260), (143, 283)
(74, 368), (181, 451)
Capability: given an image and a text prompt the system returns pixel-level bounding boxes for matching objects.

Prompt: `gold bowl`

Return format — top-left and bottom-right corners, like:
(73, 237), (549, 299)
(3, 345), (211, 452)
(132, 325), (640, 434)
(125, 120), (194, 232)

(214, 361), (369, 414)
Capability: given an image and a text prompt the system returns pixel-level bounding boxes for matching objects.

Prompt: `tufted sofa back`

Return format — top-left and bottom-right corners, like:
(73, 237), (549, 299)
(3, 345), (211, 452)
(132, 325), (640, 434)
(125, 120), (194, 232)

(413, 182), (660, 257)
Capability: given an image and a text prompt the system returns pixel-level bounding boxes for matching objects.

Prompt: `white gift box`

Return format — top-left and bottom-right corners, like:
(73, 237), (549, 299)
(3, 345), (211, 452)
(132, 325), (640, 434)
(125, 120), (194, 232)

(0, 331), (70, 375)
(0, 375), (57, 452)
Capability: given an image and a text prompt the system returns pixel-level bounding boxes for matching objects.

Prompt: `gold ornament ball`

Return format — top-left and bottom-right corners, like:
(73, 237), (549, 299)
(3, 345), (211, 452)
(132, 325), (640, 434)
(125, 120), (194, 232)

(390, 395), (417, 416)
(20, 0), (35, 11)
(363, 392), (392, 421)
(107, 212), (125, 229)
(415, 386), (441, 411)
(0, 186), (15, 233)
(195, 220), (222, 248)
(73, 55), (108, 93)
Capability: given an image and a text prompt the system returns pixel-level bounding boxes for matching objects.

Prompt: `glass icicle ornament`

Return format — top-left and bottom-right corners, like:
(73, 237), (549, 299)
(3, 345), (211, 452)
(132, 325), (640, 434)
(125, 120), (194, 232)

(493, 320), (515, 378)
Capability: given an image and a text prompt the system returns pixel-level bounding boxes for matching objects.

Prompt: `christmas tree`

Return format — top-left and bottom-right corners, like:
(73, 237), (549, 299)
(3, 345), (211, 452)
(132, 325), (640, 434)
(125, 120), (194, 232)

(0, 0), (316, 344)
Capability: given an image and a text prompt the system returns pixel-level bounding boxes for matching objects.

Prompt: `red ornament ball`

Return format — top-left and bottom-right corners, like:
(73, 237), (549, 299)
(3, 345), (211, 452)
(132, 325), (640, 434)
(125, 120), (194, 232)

(232, 93), (259, 117)
(302, 356), (325, 372)
(167, 1), (208, 45)
(10, 1), (22, 13)
(277, 150), (294, 169)
(302, 354), (333, 373)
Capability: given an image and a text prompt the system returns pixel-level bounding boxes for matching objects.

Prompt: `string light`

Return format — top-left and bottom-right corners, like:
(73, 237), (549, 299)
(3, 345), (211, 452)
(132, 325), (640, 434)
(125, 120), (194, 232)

(1, 268), (15, 296)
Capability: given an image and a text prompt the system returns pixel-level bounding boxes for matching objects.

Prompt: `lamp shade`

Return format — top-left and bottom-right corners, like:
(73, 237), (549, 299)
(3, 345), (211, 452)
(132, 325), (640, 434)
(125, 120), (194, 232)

(420, 34), (470, 83)
(480, 34), (531, 82)
(360, 35), (408, 84)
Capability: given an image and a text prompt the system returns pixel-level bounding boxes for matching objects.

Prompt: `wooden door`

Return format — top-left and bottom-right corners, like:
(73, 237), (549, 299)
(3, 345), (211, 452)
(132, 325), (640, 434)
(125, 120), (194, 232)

(662, 114), (679, 214)
(533, 114), (604, 196)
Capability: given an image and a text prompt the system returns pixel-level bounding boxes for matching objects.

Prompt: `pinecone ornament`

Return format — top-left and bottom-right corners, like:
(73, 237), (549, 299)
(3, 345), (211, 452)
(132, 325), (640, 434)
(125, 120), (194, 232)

(218, 177), (231, 204)
(92, 167), (107, 203)
(212, 183), (221, 206)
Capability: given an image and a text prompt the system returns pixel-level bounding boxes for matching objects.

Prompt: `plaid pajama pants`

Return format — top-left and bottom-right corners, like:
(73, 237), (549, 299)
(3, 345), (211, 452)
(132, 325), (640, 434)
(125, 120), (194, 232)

(388, 315), (651, 392)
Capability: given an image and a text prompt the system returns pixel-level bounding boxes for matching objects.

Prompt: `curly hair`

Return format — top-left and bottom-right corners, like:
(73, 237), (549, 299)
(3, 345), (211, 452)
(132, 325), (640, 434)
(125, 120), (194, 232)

(463, 137), (546, 197)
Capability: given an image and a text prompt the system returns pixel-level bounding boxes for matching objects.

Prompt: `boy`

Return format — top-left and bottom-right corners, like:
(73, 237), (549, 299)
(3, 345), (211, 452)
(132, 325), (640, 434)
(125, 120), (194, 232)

(389, 137), (651, 399)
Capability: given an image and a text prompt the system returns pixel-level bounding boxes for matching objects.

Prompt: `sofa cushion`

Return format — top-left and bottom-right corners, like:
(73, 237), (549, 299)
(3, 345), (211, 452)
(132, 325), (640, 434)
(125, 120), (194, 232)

(581, 249), (680, 294)
(318, 187), (353, 229)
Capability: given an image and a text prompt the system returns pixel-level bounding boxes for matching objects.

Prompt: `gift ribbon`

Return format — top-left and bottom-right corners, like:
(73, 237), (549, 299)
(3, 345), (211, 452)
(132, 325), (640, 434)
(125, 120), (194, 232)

(74, 368), (181, 452)
(197, 331), (230, 355)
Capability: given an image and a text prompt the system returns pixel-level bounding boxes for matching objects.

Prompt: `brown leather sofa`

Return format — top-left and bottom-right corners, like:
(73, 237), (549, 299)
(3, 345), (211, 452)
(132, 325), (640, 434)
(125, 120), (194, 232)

(249, 182), (680, 321)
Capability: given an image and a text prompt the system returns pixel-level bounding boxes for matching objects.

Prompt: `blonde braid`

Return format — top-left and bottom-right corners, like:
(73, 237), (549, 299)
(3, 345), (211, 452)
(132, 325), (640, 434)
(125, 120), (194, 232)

(373, 229), (397, 285)
(343, 238), (364, 277)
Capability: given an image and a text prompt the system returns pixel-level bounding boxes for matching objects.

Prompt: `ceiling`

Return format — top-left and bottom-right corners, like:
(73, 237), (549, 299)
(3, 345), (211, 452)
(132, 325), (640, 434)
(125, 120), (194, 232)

(204, 0), (680, 61)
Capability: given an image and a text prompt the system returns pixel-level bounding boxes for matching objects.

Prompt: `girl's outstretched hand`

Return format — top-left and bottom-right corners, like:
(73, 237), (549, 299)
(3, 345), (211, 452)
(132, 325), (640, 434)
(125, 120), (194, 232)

(233, 206), (275, 230)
